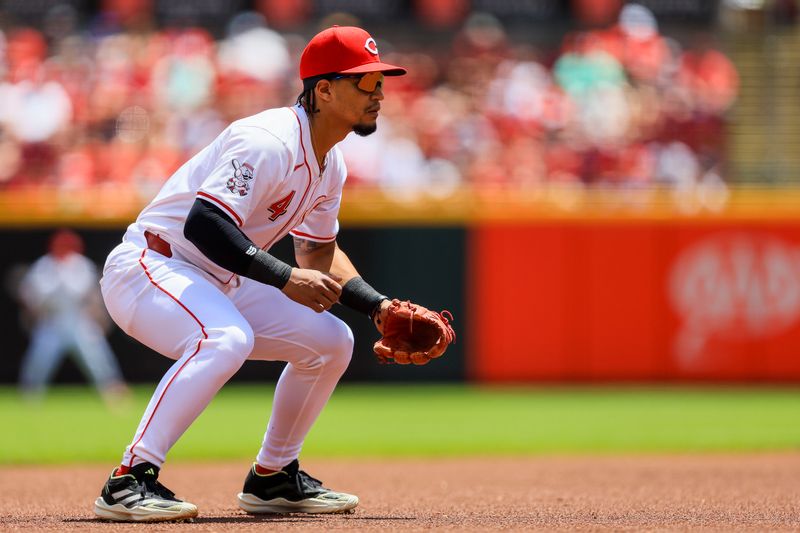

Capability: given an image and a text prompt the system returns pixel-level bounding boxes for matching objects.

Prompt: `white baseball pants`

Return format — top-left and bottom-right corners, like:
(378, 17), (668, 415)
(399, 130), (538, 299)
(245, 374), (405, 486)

(19, 314), (124, 396)
(100, 233), (353, 470)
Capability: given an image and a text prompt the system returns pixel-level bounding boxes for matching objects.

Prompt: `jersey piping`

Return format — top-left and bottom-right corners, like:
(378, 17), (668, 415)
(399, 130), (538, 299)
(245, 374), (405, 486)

(128, 249), (209, 466)
(289, 229), (337, 242)
(260, 108), (318, 251)
(196, 191), (244, 227)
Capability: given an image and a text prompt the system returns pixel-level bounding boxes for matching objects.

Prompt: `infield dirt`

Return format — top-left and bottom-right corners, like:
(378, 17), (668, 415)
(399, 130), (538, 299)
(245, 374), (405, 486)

(1, 454), (798, 531)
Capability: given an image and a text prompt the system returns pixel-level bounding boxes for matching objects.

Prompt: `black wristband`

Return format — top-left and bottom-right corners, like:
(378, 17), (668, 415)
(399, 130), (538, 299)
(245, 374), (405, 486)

(340, 277), (388, 317)
(245, 249), (293, 289)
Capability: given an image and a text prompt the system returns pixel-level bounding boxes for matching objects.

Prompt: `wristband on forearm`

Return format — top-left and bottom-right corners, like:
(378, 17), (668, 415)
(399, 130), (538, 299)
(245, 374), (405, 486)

(245, 248), (293, 289)
(340, 277), (388, 317)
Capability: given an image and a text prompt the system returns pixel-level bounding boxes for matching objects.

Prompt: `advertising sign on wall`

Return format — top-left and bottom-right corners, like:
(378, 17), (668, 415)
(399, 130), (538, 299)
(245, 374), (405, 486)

(470, 222), (800, 382)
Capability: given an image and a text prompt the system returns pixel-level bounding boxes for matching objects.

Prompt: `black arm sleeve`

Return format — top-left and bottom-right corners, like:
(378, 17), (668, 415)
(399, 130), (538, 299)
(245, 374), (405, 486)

(184, 199), (292, 288)
(340, 277), (388, 318)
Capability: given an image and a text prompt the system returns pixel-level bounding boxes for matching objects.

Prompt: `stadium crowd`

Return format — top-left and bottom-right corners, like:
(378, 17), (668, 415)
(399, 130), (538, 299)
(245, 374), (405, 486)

(0, 4), (738, 197)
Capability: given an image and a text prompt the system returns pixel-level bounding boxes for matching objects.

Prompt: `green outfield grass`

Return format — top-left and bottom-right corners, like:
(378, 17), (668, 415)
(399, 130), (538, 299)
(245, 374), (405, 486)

(1, 384), (798, 464)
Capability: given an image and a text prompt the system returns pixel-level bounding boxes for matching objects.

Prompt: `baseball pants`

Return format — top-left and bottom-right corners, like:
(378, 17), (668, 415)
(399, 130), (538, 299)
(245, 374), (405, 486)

(100, 233), (353, 470)
(19, 315), (124, 395)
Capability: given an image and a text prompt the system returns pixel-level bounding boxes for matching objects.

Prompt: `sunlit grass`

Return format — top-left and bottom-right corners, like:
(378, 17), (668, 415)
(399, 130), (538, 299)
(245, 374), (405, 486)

(1, 384), (798, 464)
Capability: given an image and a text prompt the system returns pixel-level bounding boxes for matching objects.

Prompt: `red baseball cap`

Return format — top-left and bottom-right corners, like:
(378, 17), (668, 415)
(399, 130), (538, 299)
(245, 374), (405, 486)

(300, 26), (407, 80)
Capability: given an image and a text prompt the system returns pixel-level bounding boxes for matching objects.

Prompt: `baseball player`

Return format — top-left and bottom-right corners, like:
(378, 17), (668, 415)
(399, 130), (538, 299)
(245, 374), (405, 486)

(93, 26), (407, 522)
(17, 229), (128, 404)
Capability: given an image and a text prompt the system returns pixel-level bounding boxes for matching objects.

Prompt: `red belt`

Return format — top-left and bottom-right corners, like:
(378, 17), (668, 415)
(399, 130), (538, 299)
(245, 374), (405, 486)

(144, 230), (172, 258)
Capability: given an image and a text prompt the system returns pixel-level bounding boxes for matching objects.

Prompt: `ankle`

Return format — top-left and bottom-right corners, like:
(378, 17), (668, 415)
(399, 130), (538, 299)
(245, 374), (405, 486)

(254, 463), (278, 475)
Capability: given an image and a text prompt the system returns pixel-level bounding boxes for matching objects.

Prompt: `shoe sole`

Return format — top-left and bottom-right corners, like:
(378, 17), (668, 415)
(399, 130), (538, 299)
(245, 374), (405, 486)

(94, 497), (198, 522)
(237, 492), (358, 514)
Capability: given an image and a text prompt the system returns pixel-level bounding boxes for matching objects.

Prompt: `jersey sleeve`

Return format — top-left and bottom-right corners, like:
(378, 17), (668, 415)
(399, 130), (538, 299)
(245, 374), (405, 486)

(196, 125), (290, 227)
(289, 150), (346, 243)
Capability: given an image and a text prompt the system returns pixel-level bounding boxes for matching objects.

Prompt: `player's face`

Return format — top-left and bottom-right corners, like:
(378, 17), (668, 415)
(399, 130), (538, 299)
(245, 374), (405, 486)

(331, 73), (385, 136)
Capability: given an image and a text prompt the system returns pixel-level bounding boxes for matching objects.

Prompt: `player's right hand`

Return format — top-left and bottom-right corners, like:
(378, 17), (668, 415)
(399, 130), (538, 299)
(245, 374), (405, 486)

(282, 268), (342, 313)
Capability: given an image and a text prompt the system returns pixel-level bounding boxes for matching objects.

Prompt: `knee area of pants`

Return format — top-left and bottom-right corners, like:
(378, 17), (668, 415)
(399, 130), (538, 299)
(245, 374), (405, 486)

(325, 321), (354, 369)
(207, 325), (254, 362)
(293, 321), (353, 373)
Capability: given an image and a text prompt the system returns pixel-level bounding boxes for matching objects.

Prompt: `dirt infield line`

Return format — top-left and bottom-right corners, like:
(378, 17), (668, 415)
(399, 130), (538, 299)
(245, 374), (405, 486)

(1, 454), (799, 531)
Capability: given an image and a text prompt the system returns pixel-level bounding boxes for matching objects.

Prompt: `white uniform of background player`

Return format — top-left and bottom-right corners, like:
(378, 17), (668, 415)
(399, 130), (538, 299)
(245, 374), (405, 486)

(94, 26), (407, 521)
(18, 229), (127, 402)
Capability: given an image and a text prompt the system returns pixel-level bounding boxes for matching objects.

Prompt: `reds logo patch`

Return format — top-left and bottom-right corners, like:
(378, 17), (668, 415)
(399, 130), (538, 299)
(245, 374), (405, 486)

(226, 159), (254, 196)
(364, 37), (378, 55)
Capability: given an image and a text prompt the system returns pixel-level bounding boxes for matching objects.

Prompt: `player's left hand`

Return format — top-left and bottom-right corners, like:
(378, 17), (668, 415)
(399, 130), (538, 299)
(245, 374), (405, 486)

(372, 299), (391, 334)
(373, 299), (455, 365)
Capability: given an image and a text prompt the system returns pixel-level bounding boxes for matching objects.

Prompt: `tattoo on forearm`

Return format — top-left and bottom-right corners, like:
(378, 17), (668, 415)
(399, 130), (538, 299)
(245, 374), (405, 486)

(293, 237), (322, 255)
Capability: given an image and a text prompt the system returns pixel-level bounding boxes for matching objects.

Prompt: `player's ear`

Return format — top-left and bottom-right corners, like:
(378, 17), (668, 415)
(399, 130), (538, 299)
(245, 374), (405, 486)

(314, 79), (334, 104)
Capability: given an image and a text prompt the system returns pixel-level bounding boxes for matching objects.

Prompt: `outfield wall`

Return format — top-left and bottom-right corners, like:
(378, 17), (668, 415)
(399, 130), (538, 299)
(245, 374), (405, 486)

(1, 187), (799, 383)
(470, 221), (800, 382)
(0, 227), (467, 384)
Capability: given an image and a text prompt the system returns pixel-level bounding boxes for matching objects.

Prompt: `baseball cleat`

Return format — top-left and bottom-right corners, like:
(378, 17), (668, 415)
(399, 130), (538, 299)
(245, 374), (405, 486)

(94, 462), (198, 522)
(237, 460), (358, 514)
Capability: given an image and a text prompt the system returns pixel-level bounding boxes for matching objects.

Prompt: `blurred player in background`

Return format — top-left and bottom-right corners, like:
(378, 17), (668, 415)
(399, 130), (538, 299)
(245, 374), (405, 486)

(16, 228), (129, 404)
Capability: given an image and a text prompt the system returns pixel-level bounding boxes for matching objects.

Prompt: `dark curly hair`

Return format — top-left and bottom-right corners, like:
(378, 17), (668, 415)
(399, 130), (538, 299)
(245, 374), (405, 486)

(296, 74), (334, 115)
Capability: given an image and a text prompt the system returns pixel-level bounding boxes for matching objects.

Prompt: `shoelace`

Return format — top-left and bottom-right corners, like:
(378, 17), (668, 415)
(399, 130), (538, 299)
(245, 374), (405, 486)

(405, 301), (418, 333)
(140, 477), (176, 500)
(401, 301), (456, 344)
(295, 469), (325, 494)
(438, 310), (456, 343)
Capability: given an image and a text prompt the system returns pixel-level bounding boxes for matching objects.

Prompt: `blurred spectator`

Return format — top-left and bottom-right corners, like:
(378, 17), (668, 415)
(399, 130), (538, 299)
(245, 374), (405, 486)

(217, 11), (291, 84)
(0, 4), (737, 195)
(415, 0), (470, 29)
(255, 0), (313, 29)
(16, 229), (129, 406)
(0, 29), (72, 186)
(151, 28), (216, 113)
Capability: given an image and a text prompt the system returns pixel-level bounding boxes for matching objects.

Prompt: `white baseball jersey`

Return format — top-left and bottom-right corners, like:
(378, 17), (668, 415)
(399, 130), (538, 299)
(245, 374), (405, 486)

(126, 104), (346, 283)
(20, 253), (99, 319)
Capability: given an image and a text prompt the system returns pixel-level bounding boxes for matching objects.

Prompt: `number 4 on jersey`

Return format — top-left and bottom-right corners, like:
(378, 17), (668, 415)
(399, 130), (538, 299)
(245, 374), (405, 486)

(268, 191), (296, 221)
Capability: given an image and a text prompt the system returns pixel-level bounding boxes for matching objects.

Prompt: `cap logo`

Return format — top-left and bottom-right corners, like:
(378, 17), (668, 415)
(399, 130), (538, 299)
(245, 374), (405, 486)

(364, 37), (378, 55)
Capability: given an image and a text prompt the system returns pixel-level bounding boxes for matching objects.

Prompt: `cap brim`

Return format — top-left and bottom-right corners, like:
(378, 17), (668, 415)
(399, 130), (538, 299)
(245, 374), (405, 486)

(338, 62), (407, 76)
